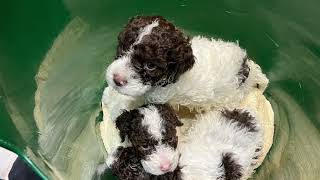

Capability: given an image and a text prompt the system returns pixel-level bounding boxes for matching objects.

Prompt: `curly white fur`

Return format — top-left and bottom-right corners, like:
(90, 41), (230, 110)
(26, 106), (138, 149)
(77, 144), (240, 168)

(179, 108), (264, 180)
(145, 36), (269, 110)
(101, 36), (270, 179)
(104, 36), (269, 115)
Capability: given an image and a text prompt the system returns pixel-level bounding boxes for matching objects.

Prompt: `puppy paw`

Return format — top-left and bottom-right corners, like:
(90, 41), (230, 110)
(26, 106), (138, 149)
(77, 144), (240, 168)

(102, 86), (143, 121)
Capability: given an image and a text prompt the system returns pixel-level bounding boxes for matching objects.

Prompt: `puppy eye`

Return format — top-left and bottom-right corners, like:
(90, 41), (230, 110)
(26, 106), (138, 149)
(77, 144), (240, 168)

(144, 63), (156, 71)
(168, 137), (175, 143)
(140, 144), (150, 151)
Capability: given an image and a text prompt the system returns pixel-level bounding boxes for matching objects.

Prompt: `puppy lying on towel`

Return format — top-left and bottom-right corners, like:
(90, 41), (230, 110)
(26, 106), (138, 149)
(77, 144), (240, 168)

(103, 104), (263, 180)
(103, 15), (269, 116)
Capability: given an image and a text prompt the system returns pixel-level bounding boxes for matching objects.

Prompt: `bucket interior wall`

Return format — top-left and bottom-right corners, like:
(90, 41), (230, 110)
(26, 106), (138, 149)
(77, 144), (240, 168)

(0, 0), (319, 179)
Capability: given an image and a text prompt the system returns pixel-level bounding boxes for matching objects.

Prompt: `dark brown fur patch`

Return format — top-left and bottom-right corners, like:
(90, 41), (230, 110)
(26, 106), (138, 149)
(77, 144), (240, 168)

(222, 109), (257, 132)
(116, 16), (195, 87)
(237, 57), (250, 86)
(116, 16), (162, 56)
(150, 166), (182, 180)
(221, 153), (243, 180)
(155, 104), (183, 149)
(111, 146), (150, 180)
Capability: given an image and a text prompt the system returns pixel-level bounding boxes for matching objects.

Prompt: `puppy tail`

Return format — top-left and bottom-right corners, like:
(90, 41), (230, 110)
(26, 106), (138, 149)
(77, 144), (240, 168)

(246, 59), (269, 92)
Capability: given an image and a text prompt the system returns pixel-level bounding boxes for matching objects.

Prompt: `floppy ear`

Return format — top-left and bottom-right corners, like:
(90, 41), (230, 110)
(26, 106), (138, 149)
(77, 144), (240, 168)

(156, 104), (184, 127)
(167, 39), (195, 84)
(115, 110), (133, 142)
(167, 110), (184, 127)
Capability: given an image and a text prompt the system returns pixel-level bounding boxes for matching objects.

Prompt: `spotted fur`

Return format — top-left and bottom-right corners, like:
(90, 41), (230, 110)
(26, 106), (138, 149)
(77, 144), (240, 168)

(220, 153), (243, 180)
(222, 109), (257, 132)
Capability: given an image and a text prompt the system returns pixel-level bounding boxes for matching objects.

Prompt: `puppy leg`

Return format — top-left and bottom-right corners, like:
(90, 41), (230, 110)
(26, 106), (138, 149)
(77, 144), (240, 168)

(102, 86), (144, 121)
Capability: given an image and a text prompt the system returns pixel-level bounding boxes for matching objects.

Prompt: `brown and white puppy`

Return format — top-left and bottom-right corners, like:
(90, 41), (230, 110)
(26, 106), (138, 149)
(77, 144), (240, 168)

(107, 104), (183, 178)
(105, 16), (269, 109)
(102, 104), (263, 180)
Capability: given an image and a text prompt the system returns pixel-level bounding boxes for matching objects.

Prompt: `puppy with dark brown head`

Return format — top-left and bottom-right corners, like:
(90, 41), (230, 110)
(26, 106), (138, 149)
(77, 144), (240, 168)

(105, 15), (269, 109)
(107, 104), (183, 179)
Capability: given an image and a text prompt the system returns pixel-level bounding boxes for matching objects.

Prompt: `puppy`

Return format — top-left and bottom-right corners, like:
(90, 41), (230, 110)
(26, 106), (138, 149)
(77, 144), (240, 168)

(105, 15), (269, 111)
(106, 104), (183, 179)
(104, 104), (263, 180)
(179, 108), (264, 180)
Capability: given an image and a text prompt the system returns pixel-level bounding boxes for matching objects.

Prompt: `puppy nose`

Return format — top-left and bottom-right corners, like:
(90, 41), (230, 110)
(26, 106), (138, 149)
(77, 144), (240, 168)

(160, 162), (172, 172)
(113, 74), (127, 86)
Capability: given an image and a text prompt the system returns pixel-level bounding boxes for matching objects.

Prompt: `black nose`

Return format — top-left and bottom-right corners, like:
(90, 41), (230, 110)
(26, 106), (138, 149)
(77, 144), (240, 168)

(113, 74), (127, 86)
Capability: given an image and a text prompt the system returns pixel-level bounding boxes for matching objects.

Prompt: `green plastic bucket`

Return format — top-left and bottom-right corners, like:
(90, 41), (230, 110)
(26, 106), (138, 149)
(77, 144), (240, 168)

(1, 0), (319, 179)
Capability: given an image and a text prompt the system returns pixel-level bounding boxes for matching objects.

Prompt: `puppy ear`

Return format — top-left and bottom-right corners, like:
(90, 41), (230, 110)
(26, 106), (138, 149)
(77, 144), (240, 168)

(156, 104), (184, 127)
(115, 110), (133, 142)
(167, 39), (195, 83)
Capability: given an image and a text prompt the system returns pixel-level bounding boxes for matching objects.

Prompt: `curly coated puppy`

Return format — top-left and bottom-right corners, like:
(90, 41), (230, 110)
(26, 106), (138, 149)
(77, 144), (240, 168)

(105, 15), (269, 110)
(106, 104), (183, 179)
(102, 104), (263, 180)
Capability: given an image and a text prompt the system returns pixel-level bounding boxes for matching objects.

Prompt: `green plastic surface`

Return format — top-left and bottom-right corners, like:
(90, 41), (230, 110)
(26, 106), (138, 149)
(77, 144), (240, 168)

(0, 0), (320, 179)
